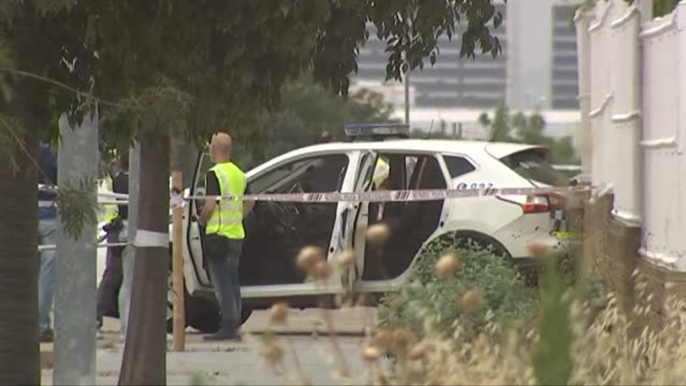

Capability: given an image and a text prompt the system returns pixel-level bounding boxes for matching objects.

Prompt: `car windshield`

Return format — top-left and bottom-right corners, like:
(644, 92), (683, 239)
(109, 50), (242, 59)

(499, 149), (567, 187)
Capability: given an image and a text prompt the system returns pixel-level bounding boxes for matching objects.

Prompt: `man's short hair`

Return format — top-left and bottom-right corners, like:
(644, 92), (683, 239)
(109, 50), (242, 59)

(212, 132), (233, 156)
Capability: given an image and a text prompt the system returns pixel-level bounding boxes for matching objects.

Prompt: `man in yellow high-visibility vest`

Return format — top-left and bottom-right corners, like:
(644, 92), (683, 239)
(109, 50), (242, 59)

(373, 157), (390, 190)
(198, 132), (254, 341)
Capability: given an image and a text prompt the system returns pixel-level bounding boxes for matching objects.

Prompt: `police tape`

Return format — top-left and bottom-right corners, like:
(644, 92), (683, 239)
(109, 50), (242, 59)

(180, 185), (597, 205)
(38, 242), (128, 252)
(44, 183), (600, 207)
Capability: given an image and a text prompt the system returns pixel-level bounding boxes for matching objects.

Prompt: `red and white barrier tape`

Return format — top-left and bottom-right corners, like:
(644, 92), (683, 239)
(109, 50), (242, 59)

(42, 184), (600, 207)
(181, 185), (596, 205)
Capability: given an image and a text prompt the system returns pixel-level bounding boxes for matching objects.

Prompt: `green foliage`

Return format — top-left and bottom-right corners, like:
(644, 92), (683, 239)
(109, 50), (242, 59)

(56, 176), (98, 240)
(480, 105), (581, 165)
(1, 0), (505, 148)
(240, 76), (396, 167)
(0, 114), (24, 174)
(377, 233), (537, 340)
(653, 0), (680, 17)
(107, 77), (193, 142)
(480, 105), (513, 142)
(533, 254), (573, 386)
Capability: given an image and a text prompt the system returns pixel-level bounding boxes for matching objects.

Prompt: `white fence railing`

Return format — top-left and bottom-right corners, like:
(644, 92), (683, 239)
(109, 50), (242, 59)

(578, 0), (686, 270)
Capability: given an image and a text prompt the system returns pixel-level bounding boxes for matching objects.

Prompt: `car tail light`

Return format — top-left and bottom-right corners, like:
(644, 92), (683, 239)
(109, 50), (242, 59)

(496, 193), (566, 214)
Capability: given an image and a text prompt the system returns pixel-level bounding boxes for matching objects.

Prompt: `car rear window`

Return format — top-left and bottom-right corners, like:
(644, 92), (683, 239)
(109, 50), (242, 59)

(499, 149), (567, 187)
(443, 156), (476, 178)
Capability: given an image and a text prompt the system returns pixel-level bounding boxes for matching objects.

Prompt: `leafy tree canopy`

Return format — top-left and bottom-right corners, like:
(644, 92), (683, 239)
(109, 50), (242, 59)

(234, 75), (397, 168)
(1, 0), (505, 152)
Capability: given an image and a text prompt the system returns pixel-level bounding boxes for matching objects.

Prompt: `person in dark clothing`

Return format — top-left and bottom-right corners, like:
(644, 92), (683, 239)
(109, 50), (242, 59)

(96, 154), (129, 331)
(37, 142), (58, 342)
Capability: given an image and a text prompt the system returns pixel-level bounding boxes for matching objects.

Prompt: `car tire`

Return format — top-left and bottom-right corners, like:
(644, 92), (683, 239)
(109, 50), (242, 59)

(165, 252), (254, 333)
(165, 278), (254, 333)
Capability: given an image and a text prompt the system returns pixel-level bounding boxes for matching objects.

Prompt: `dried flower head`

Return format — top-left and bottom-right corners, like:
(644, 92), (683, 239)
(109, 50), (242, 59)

(269, 302), (289, 325)
(309, 260), (333, 280)
(362, 345), (382, 362)
(336, 249), (357, 269)
(261, 343), (284, 363)
(408, 342), (431, 361)
(392, 328), (416, 352)
(372, 330), (394, 349)
(366, 223), (391, 248)
(296, 246), (324, 272)
(435, 252), (461, 278)
(460, 289), (482, 311)
(527, 241), (548, 258)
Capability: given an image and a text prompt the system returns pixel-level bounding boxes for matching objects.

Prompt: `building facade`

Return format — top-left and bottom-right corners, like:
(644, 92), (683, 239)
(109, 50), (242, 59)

(355, 2), (508, 109)
(352, 0), (583, 111)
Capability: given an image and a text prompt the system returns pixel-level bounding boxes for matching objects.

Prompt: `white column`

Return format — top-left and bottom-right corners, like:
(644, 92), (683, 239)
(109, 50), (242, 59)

(575, 7), (592, 178)
(54, 110), (99, 385)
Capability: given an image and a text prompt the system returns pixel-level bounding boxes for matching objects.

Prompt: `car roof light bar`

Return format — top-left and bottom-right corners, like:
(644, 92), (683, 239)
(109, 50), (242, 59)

(343, 123), (410, 141)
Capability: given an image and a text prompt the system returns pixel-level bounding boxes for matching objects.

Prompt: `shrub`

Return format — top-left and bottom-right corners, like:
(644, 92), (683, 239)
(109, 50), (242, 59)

(377, 233), (538, 340)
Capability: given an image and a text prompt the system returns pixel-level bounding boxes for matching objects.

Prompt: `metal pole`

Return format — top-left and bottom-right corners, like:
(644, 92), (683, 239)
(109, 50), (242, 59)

(119, 143), (140, 337)
(54, 111), (98, 386)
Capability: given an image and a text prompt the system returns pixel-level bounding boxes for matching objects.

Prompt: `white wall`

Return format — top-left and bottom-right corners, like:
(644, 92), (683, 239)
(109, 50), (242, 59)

(579, 0), (686, 270)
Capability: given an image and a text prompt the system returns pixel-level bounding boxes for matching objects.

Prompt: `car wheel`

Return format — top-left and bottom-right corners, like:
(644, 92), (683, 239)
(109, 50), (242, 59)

(184, 302), (253, 334)
(165, 272), (253, 333)
(166, 271), (189, 333)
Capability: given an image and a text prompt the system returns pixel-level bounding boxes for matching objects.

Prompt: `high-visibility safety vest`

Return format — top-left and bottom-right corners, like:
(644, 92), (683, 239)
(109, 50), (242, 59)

(206, 162), (247, 239)
(373, 158), (390, 189)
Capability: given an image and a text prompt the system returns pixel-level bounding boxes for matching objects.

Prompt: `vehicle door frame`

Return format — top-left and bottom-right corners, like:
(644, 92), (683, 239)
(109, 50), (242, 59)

(184, 151), (215, 294)
(354, 150), (454, 293)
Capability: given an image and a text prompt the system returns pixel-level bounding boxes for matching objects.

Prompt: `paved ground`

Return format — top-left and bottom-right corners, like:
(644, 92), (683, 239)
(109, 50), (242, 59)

(46, 239), (380, 384)
(40, 307), (381, 385)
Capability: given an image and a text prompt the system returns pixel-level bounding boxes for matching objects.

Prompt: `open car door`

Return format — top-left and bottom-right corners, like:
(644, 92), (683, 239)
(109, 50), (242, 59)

(184, 152), (214, 292)
(331, 150), (377, 293)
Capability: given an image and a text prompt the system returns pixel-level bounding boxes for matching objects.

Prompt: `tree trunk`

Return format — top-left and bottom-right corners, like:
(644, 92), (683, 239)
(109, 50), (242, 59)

(118, 134), (170, 385)
(0, 104), (40, 383)
(170, 137), (186, 352)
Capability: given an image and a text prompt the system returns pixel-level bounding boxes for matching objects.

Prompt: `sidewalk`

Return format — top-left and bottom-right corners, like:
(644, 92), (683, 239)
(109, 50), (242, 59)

(40, 308), (379, 385)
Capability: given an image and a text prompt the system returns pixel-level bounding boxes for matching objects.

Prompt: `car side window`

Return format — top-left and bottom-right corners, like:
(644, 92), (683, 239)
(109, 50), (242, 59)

(443, 155), (476, 179)
(193, 153), (214, 196)
(373, 153), (446, 191)
(408, 155), (447, 190)
(250, 154), (349, 194)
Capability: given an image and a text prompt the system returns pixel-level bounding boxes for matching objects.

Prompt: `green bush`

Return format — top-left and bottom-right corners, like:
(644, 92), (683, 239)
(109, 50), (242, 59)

(377, 233), (538, 340)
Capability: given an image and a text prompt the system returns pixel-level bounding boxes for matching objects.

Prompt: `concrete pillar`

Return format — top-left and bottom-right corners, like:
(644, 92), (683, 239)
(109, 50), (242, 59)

(54, 111), (99, 385)
(639, 0), (653, 20)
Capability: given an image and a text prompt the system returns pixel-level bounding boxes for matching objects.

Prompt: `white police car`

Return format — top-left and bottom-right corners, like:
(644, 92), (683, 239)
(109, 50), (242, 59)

(170, 124), (576, 332)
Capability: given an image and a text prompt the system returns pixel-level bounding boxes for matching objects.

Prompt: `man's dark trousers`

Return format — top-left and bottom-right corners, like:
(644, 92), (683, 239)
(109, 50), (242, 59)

(205, 234), (243, 334)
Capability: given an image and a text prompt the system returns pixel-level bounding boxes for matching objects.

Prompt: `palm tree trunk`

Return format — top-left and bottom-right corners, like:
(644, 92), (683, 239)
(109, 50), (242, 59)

(118, 133), (170, 385)
(0, 106), (40, 383)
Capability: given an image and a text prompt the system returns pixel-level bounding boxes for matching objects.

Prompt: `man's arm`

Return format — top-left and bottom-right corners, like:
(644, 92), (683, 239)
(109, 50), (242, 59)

(198, 171), (219, 226)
